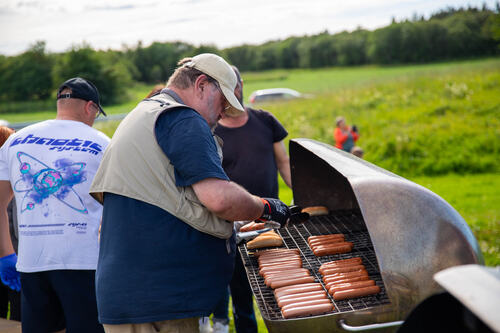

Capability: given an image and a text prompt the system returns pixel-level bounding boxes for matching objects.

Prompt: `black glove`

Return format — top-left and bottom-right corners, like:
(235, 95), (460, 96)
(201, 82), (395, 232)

(352, 125), (358, 133)
(257, 198), (290, 227)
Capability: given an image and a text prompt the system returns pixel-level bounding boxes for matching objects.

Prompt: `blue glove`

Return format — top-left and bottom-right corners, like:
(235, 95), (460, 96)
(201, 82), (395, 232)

(0, 253), (21, 292)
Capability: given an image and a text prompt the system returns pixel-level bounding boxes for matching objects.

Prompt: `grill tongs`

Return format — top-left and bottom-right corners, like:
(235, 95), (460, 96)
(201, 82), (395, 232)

(236, 205), (309, 244)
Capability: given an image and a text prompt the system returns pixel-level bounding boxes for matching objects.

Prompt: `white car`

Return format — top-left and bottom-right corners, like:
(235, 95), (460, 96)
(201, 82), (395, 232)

(248, 88), (303, 104)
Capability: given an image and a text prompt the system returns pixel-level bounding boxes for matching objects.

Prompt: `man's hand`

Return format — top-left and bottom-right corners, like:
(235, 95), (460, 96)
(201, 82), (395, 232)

(0, 253), (20, 292)
(257, 198), (290, 227)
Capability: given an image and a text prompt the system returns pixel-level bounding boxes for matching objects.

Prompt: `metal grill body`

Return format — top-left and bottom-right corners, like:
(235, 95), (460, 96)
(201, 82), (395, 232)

(239, 139), (483, 332)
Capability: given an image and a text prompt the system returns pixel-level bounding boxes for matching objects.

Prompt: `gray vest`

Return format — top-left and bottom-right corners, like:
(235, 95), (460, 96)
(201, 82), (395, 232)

(90, 92), (233, 239)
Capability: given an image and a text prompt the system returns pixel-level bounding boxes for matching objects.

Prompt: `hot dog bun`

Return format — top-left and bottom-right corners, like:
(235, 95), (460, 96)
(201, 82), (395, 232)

(247, 230), (283, 249)
(302, 206), (329, 216)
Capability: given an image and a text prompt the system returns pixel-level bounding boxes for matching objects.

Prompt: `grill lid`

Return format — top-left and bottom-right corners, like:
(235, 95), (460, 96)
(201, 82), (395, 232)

(289, 138), (483, 316)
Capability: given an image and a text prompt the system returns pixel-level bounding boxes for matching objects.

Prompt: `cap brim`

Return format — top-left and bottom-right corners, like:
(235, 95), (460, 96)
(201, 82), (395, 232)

(98, 105), (107, 117)
(220, 85), (245, 116)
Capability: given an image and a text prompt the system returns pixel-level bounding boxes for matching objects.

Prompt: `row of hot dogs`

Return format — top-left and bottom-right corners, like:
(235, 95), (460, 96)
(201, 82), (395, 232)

(319, 257), (381, 300)
(308, 234), (354, 256)
(251, 232), (382, 319)
(310, 234), (381, 299)
(256, 248), (334, 319)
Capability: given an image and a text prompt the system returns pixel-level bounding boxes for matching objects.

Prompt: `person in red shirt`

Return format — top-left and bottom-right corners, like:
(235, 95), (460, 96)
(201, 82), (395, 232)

(334, 116), (359, 152)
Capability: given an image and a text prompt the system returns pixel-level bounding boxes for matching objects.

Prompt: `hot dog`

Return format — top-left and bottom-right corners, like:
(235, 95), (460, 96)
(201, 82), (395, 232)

(308, 234), (344, 242)
(260, 266), (307, 277)
(258, 252), (301, 260)
(279, 296), (330, 308)
(265, 269), (309, 277)
(281, 299), (332, 311)
(325, 276), (370, 289)
(254, 248), (299, 257)
(258, 255), (301, 265)
(265, 269), (310, 279)
(259, 262), (303, 275)
(312, 241), (353, 250)
(313, 243), (353, 256)
(274, 283), (323, 298)
(319, 257), (363, 270)
(240, 222), (266, 232)
(310, 242), (348, 251)
(328, 280), (375, 294)
(319, 257), (363, 268)
(264, 272), (311, 286)
(309, 238), (345, 247)
(258, 248), (299, 256)
(276, 290), (327, 302)
(333, 285), (381, 300)
(276, 291), (328, 307)
(271, 276), (315, 289)
(259, 260), (303, 269)
(322, 270), (368, 283)
(321, 264), (365, 275)
(319, 262), (363, 275)
(262, 267), (309, 276)
(281, 303), (333, 319)
(258, 258), (302, 268)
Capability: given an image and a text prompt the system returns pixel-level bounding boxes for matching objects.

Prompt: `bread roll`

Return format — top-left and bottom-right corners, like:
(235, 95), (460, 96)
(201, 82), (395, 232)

(302, 206), (329, 216)
(247, 230), (283, 249)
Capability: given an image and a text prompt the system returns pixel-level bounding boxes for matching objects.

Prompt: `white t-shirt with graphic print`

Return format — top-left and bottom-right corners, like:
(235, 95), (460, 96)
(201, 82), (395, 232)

(0, 119), (110, 272)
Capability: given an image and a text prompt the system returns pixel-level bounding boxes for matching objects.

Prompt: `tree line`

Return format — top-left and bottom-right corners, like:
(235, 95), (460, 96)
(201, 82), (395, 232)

(0, 5), (499, 108)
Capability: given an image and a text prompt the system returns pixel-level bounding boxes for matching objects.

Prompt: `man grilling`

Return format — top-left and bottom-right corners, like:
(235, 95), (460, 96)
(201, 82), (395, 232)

(89, 53), (291, 333)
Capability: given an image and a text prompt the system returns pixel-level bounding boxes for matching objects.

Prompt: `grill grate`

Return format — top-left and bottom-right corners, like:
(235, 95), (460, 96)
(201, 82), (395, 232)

(239, 210), (391, 321)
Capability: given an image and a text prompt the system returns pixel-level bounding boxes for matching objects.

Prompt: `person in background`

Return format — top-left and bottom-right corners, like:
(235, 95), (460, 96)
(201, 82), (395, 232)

(145, 84), (165, 99)
(0, 125), (21, 322)
(0, 77), (110, 333)
(202, 65), (292, 333)
(89, 53), (291, 333)
(334, 116), (359, 153)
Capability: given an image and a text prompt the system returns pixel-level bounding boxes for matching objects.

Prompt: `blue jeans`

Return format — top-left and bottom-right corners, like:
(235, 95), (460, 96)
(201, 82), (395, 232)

(213, 251), (258, 333)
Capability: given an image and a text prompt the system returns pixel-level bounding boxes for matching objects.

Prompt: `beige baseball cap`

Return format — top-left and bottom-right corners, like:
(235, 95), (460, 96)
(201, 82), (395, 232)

(184, 53), (245, 116)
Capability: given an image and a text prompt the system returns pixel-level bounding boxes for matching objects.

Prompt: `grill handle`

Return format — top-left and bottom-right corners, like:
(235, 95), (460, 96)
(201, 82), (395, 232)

(339, 319), (404, 331)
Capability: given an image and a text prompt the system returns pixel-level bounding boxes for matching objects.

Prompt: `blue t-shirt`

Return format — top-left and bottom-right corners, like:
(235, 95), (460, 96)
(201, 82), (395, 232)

(96, 107), (235, 324)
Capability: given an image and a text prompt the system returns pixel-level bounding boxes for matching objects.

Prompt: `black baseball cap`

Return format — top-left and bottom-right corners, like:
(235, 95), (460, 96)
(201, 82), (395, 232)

(57, 77), (106, 117)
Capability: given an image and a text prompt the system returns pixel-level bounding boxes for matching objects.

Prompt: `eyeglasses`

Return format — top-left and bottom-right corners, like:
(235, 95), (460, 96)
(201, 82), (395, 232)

(91, 102), (105, 119)
(211, 81), (231, 112)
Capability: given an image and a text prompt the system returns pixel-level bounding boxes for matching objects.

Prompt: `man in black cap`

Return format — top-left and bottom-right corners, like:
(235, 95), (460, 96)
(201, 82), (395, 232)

(0, 77), (110, 332)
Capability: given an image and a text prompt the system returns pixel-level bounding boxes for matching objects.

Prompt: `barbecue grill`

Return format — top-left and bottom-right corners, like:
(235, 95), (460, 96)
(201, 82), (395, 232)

(239, 138), (483, 333)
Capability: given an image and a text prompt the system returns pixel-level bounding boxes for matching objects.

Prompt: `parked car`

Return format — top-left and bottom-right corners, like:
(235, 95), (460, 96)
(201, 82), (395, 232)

(248, 88), (303, 104)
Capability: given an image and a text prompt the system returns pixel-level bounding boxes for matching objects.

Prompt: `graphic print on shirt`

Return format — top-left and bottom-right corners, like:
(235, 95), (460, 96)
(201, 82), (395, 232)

(13, 152), (89, 215)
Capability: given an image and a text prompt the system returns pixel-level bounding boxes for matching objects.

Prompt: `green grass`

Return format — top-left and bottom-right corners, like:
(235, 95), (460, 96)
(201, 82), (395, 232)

(241, 58), (500, 96)
(264, 60), (500, 176)
(410, 174), (500, 266)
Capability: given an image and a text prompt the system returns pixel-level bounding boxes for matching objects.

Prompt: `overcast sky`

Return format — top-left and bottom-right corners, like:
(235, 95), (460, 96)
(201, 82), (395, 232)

(0, 0), (497, 56)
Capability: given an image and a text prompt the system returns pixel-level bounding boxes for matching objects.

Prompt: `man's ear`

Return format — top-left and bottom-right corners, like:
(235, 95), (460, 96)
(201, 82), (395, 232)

(194, 74), (209, 97)
(84, 101), (95, 117)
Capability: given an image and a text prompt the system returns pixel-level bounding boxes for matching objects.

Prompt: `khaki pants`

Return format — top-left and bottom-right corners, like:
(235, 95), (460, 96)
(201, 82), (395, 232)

(103, 317), (198, 333)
